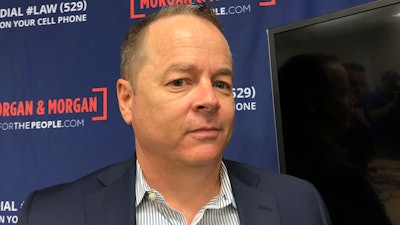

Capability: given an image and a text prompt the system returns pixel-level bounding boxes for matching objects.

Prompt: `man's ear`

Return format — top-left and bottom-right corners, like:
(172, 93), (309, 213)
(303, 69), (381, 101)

(116, 78), (134, 125)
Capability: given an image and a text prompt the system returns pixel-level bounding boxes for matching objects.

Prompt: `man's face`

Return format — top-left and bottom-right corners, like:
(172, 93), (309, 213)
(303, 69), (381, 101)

(348, 71), (368, 101)
(323, 63), (353, 137)
(121, 15), (234, 167)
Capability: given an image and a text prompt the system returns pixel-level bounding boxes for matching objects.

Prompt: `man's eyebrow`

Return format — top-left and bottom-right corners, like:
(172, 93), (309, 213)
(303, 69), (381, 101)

(164, 63), (233, 78)
(215, 68), (234, 77)
(165, 63), (196, 74)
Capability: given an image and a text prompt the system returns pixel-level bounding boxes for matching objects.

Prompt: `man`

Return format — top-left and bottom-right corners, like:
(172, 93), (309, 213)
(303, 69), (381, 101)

(18, 4), (331, 225)
(339, 63), (374, 173)
(366, 71), (400, 157)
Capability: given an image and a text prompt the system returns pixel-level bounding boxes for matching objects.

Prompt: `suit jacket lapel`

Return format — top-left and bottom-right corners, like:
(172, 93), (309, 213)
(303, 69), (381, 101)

(85, 156), (137, 225)
(226, 161), (281, 225)
(83, 157), (281, 225)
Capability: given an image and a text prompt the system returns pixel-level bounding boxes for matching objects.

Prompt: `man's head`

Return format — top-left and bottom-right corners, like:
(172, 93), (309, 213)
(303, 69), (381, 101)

(120, 4), (222, 92)
(117, 4), (234, 169)
(279, 54), (352, 139)
(343, 63), (368, 102)
(381, 70), (400, 93)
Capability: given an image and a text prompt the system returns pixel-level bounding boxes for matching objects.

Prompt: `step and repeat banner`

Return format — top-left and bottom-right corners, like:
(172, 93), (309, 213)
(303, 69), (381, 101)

(1, 0), (373, 224)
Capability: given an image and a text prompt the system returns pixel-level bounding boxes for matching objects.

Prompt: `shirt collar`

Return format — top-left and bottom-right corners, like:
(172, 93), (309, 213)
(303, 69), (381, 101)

(135, 161), (149, 206)
(135, 160), (237, 209)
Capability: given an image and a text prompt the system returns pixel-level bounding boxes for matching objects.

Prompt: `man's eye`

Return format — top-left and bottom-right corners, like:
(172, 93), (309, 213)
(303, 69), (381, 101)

(171, 79), (184, 86)
(213, 81), (230, 89)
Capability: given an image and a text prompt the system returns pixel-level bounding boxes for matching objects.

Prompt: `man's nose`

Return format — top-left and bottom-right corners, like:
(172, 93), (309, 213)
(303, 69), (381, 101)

(193, 80), (220, 112)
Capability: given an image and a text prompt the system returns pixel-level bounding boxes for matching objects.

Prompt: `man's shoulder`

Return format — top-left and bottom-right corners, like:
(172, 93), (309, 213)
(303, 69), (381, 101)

(224, 160), (331, 224)
(18, 157), (135, 225)
(224, 159), (316, 193)
(24, 157), (134, 208)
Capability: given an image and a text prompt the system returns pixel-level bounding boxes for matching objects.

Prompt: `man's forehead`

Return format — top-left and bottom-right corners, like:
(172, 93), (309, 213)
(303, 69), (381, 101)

(147, 14), (222, 40)
(145, 15), (231, 57)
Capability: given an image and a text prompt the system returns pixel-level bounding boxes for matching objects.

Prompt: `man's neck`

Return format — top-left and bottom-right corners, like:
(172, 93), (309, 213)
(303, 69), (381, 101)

(137, 155), (222, 224)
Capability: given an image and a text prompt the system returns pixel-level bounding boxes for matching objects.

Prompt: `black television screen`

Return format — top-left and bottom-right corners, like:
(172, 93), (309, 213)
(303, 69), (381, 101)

(268, 0), (400, 224)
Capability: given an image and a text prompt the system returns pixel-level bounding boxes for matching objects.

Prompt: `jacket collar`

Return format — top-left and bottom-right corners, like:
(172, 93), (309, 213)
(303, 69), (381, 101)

(84, 157), (280, 225)
(85, 156), (137, 225)
(225, 160), (281, 225)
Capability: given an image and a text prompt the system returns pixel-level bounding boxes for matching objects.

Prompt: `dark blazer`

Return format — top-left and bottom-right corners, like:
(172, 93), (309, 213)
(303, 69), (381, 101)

(18, 156), (331, 225)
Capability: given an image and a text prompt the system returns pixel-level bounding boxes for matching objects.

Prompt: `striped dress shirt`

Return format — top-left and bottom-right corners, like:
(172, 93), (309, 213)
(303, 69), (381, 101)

(135, 161), (240, 225)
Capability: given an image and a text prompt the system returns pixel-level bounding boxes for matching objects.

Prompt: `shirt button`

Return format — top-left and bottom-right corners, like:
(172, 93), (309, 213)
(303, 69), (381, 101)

(148, 192), (156, 201)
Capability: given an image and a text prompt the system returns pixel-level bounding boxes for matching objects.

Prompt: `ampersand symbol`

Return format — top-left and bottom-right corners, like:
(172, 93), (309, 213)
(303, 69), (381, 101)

(36, 100), (45, 115)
